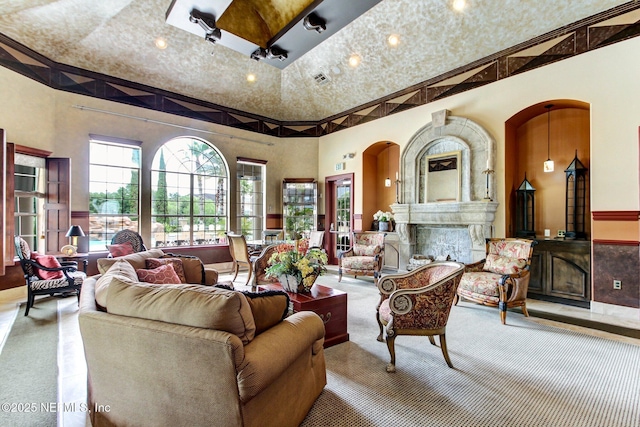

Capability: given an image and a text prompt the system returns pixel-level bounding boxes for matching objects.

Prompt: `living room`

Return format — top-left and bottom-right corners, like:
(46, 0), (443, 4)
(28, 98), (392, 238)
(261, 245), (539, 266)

(1, 1), (640, 426)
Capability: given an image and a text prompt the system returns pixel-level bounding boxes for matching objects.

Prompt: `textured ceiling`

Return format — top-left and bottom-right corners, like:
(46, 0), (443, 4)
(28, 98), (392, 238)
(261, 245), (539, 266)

(0, 0), (629, 122)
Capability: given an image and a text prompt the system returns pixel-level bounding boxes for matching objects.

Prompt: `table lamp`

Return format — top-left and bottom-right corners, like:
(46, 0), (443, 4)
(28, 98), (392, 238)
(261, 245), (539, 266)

(62, 225), (85, 255)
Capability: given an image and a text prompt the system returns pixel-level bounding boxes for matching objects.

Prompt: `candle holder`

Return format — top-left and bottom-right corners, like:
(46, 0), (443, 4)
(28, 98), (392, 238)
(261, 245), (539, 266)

(395, 177), (401, 203)
(482, 169), (494, 201)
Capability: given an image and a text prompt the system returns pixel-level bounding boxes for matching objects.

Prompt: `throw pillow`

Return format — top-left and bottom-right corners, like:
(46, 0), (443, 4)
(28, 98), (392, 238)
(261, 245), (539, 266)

(146, 258), (187, 283)
(136, 264), (181, 284)
(33, 255), (64, 280)
(95, 259), (139, 309)
(483, 254), (527, 275)
(353, 243), (380, 257)
(243, 290), (290, 335)
(107, 241), (135, 257)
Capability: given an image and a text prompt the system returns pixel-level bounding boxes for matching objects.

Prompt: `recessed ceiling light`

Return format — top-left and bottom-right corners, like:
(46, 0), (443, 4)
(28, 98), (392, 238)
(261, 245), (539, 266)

(155, 37), (167, 50)
(247, 73), (257, 83)
(348, 54), (361, 68)
(387, 34), (400, 47)
(452, 0), (466, 12)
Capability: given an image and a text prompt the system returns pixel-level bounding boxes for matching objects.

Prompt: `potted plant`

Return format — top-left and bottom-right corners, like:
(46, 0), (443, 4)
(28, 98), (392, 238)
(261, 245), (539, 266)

(265, 239), (328, 293)
(373, 210), (394, 232)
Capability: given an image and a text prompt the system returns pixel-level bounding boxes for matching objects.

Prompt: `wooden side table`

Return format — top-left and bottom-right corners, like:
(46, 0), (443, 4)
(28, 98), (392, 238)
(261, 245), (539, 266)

(258, 283), (349, 348)
(53, 253), (89, 273)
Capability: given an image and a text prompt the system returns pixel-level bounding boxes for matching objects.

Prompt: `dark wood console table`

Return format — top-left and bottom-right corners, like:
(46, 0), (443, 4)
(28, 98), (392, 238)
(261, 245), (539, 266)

(528, 239), (590, 307)
(257, 283), (349, 348)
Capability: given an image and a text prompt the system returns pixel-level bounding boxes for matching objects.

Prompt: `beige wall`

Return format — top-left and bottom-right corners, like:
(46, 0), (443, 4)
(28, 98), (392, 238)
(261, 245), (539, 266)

(0, 66), (319, 242)
(317, 36), (640, 237)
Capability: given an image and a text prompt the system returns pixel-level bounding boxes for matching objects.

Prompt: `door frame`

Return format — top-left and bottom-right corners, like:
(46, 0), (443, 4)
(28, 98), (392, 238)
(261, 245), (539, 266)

(325, 173), (354, 265)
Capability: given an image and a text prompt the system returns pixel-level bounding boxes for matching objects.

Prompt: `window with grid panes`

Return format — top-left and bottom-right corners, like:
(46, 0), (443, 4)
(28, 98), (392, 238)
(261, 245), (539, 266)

(236, 161), (264, 241)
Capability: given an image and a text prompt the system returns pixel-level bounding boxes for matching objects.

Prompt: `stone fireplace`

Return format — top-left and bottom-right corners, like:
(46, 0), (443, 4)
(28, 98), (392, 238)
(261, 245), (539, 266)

(392, 111), (499, 268)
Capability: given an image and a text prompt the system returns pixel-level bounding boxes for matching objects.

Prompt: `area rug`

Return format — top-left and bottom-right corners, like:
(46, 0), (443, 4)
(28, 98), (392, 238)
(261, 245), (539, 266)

(301, 275), (640, 427)
(0, 297), (59, 427)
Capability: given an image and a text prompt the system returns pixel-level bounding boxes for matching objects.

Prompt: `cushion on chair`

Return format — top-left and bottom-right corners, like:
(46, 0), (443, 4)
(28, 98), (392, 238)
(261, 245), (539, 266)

(352, 243), (381, 257)
(33, 255), (64, 280)
(483, 254), (527, 275)
(488, 240), (532, 260)
(107, 242), (136, 257)
(95, 259), (139, 308)
(136, 264), (182, 284)
(146, 258), (187, 283)
(30, 271), (85, 291)
(341, 256), (378, 271)
(242, 290), (290, 335)
(458, 272), (501, 298)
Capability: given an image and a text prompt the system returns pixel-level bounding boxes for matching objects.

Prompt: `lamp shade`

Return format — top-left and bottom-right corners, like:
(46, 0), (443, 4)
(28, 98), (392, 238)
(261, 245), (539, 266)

(66, 225), (85, 237)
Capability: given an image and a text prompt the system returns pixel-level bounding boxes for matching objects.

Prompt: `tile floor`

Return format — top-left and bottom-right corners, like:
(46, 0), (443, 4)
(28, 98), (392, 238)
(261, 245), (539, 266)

(1, 274), (639, 426)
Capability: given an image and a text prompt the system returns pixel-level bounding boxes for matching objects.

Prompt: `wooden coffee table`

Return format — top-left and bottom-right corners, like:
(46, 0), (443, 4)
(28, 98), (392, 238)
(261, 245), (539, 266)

(257, 283), (349, 348)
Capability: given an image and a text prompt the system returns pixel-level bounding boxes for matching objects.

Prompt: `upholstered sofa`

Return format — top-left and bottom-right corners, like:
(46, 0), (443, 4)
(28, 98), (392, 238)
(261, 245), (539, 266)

(79, 259), (327, 427)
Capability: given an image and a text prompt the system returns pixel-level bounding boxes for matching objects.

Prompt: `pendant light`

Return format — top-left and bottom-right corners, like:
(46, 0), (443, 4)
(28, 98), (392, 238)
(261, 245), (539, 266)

(543, 104), (554, 173)
(384, 142), (392, 187)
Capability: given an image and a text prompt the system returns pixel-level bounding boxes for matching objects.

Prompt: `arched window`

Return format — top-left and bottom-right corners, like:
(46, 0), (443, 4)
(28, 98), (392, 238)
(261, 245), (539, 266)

(151, 137), (228, 247)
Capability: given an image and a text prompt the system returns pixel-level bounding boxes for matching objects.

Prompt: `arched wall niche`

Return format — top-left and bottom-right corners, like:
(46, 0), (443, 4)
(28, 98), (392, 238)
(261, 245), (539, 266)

(393, 114), (498, 266)
(362, 141), (399, 231)
(505, 100), (590, 238)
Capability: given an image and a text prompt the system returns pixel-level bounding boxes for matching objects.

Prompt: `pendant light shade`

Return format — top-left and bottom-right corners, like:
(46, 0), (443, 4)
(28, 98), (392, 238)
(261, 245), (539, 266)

(544, 104), (554, 173)
(385, 142), (392, 187)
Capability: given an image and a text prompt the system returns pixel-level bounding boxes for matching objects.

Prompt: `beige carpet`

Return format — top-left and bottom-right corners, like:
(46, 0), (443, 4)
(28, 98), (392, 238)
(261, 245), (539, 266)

(301, 274), (640, 427)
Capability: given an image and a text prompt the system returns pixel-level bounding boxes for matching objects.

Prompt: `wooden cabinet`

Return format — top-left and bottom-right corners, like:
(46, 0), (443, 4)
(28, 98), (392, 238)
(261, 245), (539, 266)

(528, 239), (590, 307)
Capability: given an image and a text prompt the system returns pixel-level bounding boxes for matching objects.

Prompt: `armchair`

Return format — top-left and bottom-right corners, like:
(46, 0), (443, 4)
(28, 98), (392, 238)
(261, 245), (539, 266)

(109, 229), (147, 256)
(454, 238), (536, 324)
(376, 261), (465, 372)
(15, 236), (86, 316)
(251, 244), (279, 291)
(338, 232), (386, 285)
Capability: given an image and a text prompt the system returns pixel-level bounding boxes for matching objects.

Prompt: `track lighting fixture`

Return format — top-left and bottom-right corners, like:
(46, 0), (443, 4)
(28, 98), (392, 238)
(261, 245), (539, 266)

(303, 13), (326, 33)
(189, 9), (221, 45)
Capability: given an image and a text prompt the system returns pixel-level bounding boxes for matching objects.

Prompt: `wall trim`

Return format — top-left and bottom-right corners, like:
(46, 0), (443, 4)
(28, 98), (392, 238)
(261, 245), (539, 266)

(592, 211), (640, 221)
(592, 239), (640, 246)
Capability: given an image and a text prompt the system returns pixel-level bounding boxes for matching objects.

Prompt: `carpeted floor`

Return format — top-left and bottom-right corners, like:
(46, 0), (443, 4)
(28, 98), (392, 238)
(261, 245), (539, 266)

(0, 297), (59, 427)
(301, 274), (640, 427)
(1, 274), (639, 427)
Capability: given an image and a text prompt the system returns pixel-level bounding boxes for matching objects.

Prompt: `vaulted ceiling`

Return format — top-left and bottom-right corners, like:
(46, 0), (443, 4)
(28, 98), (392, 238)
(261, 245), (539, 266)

(0, 0), (635, 124)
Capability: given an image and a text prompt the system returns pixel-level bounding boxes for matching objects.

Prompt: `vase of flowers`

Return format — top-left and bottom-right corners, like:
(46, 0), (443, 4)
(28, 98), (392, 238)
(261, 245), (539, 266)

(265, 239), (328, 293)
(373, 210), (394, 232)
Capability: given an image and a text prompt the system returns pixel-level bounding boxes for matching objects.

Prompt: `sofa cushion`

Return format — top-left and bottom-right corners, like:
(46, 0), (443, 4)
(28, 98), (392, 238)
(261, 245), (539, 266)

(106, 281), (257, 344)
(146, 258), (187, 283)
(97, 249), (165, 274)
(136, 264), (182, 284)
(161, 253), (205, 285)
(33, 254), (64, 280)
(352, 243), (380, 257)
(107, 242), (135, 257)
(243, 290), (290, 335)
(483, 254), (527, 275)
(95, 259), (139, 309)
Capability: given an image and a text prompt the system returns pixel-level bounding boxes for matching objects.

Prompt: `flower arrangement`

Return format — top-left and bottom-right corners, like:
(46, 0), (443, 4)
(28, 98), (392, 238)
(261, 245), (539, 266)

(265, 239), (328, 292)
(373, 210), (394, 223)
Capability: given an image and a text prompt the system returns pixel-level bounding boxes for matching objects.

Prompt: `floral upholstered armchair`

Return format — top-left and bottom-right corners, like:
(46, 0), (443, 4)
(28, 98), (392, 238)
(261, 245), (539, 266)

(454, 238), (536, 324)
(338, 232), (386, 285)
(376, 261), (465, 372)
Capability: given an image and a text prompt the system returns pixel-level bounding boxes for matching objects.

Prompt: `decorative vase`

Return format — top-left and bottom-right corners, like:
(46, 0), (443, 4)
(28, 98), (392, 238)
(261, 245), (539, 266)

(379, 221), (390, 232)
(278, 274), (317, 293)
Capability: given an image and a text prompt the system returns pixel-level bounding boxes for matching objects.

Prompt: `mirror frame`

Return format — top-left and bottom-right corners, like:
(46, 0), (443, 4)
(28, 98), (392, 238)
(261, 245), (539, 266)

(423, 150), (462, 203)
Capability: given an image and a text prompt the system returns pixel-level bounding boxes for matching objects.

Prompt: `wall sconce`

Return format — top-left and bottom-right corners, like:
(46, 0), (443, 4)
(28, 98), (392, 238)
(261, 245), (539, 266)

(343, 152), (356, 160)
(189, 9), (221, 45)
(303, 13), (326, 33)
(543, 104), (554, 173)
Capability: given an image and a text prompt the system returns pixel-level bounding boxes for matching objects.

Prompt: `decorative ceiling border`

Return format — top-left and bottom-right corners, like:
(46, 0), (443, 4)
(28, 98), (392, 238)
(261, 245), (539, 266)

(0, 2), (639, 138)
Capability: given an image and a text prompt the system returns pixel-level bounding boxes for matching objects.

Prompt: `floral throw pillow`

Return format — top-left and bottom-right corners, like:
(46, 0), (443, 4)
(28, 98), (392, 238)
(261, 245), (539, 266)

(483, 254), (527, 275)
(353, 243), (381, 257)
(107, 242), (135, 257)
(146, 258), (187, 283)
(33, 254), (64, 280)
(136, 264), (181, 284)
